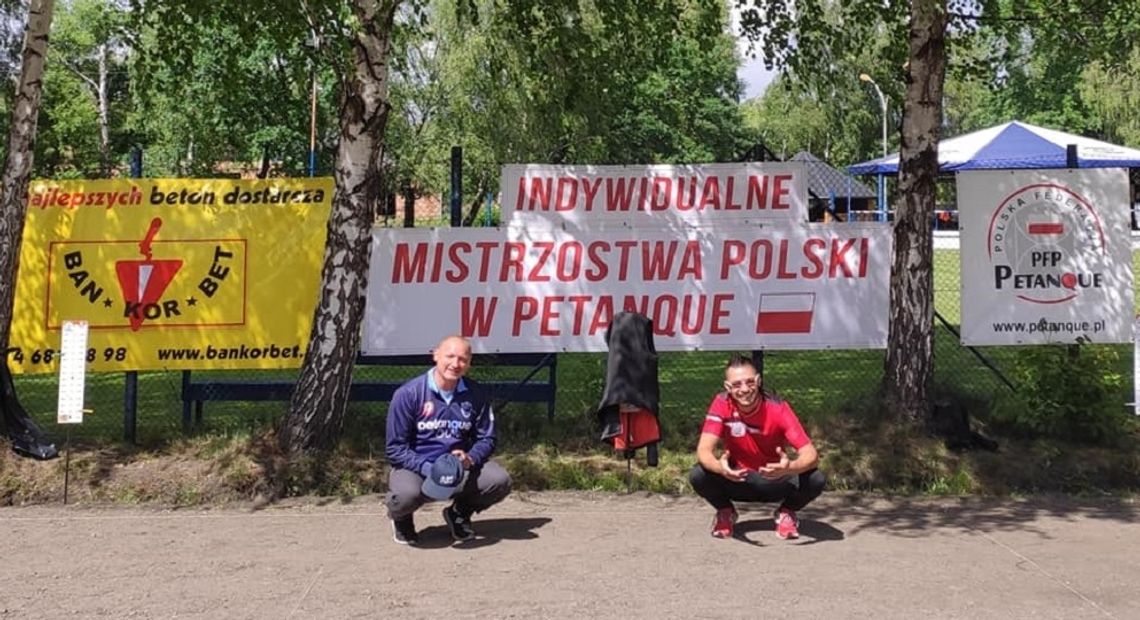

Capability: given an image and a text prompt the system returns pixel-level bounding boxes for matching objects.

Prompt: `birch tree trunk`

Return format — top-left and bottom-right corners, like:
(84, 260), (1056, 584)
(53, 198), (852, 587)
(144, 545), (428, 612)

(278, 0), (400, 455)
(97, 42), (110, 177)
(61, 43), (111, 176)
(0, 0), (56, 352)
(882, 0), (947, 422)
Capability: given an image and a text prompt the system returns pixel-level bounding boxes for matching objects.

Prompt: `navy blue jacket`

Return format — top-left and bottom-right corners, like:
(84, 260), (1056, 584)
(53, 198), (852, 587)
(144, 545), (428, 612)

(385, 370), (497, 475)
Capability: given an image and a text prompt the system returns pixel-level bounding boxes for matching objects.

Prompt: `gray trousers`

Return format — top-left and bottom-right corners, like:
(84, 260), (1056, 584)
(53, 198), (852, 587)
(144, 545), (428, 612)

(386, 460), (512, 520)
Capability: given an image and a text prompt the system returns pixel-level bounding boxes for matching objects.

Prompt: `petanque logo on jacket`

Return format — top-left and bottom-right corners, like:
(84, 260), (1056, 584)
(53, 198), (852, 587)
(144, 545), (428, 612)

(421, 402), (434, 418)
(986, 183), (1107, 305)
(459, 401), (473, 419)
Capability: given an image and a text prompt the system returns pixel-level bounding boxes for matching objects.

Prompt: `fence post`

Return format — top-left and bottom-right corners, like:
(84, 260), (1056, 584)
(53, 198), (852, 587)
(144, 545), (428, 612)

(450, 145), (462, 227)
(402, 181), (414, 228)
(123, 147), (142, 445)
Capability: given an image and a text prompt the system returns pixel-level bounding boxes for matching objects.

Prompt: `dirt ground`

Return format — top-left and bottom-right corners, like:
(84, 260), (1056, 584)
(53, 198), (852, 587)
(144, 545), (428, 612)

(1, 491), (1138, 619)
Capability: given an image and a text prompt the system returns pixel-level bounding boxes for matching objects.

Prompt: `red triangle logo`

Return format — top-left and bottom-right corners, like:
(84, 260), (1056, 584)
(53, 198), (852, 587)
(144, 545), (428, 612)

(115, 217), (182, 331)
(115, 260), (183, 330)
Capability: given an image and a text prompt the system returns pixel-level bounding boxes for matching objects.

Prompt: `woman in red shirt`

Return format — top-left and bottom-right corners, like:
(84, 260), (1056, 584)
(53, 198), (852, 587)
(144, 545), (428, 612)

(689, 354), (826, 540)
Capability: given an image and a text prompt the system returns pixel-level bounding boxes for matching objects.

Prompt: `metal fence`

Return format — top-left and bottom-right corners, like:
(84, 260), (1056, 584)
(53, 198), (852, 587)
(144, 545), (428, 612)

(9, 235), (1132, 448)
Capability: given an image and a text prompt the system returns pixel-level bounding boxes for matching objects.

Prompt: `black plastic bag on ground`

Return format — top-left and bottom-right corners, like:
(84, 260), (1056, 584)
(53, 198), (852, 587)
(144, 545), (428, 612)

(1, 360), (59, 460)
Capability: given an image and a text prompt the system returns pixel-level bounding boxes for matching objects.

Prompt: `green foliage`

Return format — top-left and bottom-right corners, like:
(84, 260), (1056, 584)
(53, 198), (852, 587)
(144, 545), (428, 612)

(383, 0), (749, 207)
(1080, 48), (1140, 146)
(738, 1), (909, 102)
(994, 342), (1133, 443)
(35, 0), (132, 177)
(37, 66), (103, 175)
(735, 1), (971, 165)
(741, 73), (884, 165)
(127, 13), (314, 176)
(738, 0), (1140, 166)
(939, 0), (1140, 142)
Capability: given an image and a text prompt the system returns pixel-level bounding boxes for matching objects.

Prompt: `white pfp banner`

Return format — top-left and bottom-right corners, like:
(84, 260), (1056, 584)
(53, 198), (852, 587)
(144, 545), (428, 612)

(500, 162), (809, 227)
(362, 222), (891, 354)
(958, 168), (1133, 345)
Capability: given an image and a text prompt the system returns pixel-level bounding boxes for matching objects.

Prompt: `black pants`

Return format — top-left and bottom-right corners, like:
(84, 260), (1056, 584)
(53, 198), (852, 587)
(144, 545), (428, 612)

(688, 464), (826, 512)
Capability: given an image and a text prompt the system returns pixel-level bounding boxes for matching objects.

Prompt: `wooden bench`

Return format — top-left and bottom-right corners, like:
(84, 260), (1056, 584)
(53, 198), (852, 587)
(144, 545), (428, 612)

(179, 353), (557, 432)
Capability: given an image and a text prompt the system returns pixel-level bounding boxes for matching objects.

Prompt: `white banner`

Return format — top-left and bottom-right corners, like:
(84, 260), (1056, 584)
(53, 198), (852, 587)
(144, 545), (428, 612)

(363, 223), (891, 354)
(958, 169), (1133, 345)
(1134, 315), (1140, 416)
(499, 162), (808, 227)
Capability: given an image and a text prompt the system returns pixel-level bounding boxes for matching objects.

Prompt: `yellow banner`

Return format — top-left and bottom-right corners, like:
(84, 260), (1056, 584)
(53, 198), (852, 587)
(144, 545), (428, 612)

(9, 178), (334, 373)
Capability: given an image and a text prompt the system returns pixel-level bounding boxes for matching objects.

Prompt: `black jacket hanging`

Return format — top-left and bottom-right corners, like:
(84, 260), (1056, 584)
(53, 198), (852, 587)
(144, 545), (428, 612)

(595, 312), (661, 465)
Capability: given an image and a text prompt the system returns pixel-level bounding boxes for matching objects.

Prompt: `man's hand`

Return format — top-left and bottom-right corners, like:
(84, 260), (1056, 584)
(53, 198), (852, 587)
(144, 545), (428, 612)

(719, 451), (748, 482)
(758, 446), (793, 479)
(451, 449), (473, 469)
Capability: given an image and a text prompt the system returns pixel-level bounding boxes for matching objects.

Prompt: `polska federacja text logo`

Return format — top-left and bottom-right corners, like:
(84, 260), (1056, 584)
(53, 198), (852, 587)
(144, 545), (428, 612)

(986, 183), (1106, 304)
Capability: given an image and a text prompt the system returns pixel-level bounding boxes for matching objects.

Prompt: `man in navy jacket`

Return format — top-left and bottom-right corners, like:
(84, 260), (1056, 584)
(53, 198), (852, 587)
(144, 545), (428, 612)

(385, 335), (512, 545)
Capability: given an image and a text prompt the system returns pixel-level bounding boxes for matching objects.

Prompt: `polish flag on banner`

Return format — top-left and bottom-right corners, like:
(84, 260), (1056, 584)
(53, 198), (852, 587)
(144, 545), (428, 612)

(756, 293), (815, 334)
(1027, 219), (1064, 235)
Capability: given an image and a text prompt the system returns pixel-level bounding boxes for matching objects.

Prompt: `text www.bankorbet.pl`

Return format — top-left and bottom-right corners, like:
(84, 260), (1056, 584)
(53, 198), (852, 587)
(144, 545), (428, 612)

(158, 343), (302, 361)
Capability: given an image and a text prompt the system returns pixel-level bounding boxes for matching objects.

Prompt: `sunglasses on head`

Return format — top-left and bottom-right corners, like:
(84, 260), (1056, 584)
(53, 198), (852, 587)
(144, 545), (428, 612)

(724, 376), (759, 390)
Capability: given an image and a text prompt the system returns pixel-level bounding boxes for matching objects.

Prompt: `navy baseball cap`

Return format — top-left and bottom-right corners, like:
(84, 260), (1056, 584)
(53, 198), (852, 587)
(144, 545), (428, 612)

(421, 454), (467, 500)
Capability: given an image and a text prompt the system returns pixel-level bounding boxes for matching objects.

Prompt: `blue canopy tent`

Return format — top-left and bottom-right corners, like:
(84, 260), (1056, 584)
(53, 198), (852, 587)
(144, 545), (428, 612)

(846, 120), (1140, 221)
(848, 120), (1140, 174)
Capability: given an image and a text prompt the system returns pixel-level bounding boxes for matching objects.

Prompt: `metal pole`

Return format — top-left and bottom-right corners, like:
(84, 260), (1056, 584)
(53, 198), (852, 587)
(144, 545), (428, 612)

(129, 146), (142, 178)
(449, 146), (462, 227)
(878, 174), (887, 222)
(874, 83), (887, 222)
(860, 73), (889, 222)
(307, 32), (320, 178)
(63, 427), (71, 504)
(308, 73), (318, 177)
(878, 88), (887, 158)
(402, 182), (415, 228)
(124, 148), (142, 445)
(124, 372), (137, 443)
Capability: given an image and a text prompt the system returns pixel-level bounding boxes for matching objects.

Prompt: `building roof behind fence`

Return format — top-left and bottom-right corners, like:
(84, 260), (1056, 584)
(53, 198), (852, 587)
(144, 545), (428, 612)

(790, 151), (877, 200)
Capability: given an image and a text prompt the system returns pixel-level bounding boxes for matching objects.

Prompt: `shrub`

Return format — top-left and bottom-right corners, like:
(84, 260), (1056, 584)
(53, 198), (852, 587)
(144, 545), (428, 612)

(993, 340), (1133, 443)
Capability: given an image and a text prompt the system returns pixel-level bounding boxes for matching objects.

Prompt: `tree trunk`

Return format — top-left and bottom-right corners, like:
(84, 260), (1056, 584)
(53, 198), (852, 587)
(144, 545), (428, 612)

(278, 0), (400, 456)
(461, 177), (489, 226)
(0, 0), (56, 353)
(881, 0), (946, 422)
(97, 42), (110, 177)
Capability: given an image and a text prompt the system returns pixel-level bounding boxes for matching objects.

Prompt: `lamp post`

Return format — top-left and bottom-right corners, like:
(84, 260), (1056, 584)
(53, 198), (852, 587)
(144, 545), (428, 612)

(306, 32), (321, 177)
(859, 73), (887, 158)
(859, 73), (888, 221)
(309, 72), (318, 177)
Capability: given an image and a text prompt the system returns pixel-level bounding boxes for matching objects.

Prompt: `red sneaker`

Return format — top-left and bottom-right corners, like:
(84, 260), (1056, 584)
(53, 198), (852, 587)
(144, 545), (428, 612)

(775, 508), (800, 539)
(711, 507), (738, 539)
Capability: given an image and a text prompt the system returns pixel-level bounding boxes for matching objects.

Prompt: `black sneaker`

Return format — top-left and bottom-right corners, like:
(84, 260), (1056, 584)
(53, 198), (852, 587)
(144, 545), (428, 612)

(391, 516), (419, 545)
(442, 504), (475, 541)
